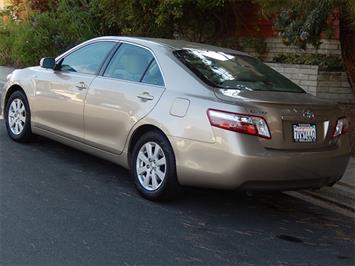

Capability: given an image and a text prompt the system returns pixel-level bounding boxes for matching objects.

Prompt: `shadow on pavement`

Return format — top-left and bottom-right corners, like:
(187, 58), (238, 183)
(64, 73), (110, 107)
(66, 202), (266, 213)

(0, 120), (354, 266)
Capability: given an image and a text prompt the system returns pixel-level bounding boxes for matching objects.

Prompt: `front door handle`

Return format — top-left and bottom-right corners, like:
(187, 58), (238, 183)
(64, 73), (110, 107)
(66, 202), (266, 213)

(137, 92), (154, 101)
(76, 82), (87, 91)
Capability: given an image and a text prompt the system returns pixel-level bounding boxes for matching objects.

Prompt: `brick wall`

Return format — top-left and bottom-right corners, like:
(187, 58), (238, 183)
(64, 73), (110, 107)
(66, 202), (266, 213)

(244, 38), (341, 62)
(266, 63), (354, 103)
(265, 38), (341, 60)
(266, 63), (318, 95)
(317, 72), (353, 102)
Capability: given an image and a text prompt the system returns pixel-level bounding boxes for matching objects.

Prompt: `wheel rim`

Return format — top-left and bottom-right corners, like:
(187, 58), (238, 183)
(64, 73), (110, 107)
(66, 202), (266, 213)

(136, 141), (167, 191)
(8, 98), (26, 136)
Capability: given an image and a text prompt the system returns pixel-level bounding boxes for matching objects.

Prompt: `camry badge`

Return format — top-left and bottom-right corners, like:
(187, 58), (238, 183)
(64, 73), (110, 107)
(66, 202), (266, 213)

(303, 110), (315, 119)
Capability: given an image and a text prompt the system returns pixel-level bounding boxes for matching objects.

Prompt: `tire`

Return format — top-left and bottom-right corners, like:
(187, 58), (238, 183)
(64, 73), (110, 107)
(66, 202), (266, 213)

(5, 90), (34, 142)
(131, 130), (180, 200)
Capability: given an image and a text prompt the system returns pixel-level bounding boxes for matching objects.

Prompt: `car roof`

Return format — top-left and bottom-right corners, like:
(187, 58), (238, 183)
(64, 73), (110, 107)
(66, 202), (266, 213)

(92, 36), (248, 55)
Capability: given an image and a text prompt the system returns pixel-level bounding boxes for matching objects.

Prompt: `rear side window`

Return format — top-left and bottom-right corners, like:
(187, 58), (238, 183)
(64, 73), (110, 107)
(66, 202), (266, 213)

(60, 42), (115, 75)
(104, 43), (153, 82)
(141, 60), (164, 86)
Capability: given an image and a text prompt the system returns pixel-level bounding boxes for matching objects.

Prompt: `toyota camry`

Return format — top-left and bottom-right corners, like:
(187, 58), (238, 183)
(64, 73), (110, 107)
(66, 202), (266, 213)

(1, 36), (351, 200)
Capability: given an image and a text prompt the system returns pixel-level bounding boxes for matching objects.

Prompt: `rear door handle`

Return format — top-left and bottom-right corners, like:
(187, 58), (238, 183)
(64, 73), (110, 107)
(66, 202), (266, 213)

(76, 81), (87, 91)
(137, 92), (154, 101)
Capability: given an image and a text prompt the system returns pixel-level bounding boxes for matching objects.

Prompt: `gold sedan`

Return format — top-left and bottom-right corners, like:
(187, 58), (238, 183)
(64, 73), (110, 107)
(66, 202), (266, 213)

(1, 37), (351, 200)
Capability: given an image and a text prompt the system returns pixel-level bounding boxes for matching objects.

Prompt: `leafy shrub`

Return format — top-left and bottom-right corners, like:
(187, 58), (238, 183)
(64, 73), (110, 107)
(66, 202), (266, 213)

(0, 22), (15, 66)
(272, 53), (344, 71)
(89, 0), (228, 41)
(0, 0), (346, 69)
(237, 37), (269, 60)
(239, 37), (268, 55)
(0, 0), (98, 67)
(0, 0), (242, 67)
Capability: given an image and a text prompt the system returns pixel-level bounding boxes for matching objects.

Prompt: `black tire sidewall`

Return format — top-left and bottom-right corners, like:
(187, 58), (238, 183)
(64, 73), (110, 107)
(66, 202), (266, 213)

(131, 131), (179, 200)
(5, 91), (32, 142)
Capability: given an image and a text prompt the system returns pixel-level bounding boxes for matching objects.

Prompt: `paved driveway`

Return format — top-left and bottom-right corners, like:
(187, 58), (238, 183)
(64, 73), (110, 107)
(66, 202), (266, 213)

(0, 120), (354, 265)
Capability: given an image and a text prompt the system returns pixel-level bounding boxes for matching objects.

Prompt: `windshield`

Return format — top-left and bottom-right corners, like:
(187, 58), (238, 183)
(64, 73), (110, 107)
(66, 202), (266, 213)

(174, 49), (305, 93)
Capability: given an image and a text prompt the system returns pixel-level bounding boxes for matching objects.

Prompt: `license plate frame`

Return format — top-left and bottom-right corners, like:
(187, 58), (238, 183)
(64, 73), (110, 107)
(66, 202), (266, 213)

(292, 123), (317, 143)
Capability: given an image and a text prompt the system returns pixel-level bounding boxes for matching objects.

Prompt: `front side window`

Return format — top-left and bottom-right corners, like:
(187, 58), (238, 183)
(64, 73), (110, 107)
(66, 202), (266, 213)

(60, 42), (115, 75)
(174, 49), (304, 93)
(104, 43), (154, 83)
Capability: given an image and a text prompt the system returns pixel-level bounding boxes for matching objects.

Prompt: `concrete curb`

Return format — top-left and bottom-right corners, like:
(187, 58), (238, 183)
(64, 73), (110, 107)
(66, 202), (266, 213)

(299, 158), (355, 216)
(302, 187), (354, 213)
(286, 191), (355, 219)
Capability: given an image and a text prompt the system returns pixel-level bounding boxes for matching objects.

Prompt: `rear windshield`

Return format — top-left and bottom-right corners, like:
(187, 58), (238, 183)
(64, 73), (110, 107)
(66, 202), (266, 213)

(174, 49), (305, 93)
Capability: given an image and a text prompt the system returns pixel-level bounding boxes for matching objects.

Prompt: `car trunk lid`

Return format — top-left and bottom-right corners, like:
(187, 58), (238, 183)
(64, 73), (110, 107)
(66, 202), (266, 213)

(215, 90), (342, 150)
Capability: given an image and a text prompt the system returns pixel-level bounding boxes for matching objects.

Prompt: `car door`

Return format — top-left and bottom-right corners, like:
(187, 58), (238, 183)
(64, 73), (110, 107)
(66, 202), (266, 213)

(84, 43), (165, 154)
(32, 41), (116, 141)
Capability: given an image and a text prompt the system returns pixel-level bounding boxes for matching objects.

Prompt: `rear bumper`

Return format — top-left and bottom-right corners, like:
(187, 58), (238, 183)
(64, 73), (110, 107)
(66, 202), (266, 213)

(169, 128), (351, 190)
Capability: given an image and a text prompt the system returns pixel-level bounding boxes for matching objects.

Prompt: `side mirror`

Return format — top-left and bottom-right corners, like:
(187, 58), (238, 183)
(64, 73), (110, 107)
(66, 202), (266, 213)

(40, 57), (56, 69)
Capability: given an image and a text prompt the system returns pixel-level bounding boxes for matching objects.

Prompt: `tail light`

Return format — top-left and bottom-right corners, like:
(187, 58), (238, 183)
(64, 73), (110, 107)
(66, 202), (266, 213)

(207, 109), (271, 139)
(333, 117), (349, 138)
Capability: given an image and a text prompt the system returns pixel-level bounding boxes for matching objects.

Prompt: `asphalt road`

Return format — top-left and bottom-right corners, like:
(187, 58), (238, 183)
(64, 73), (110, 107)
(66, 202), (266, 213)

(0, 120), (354, 266)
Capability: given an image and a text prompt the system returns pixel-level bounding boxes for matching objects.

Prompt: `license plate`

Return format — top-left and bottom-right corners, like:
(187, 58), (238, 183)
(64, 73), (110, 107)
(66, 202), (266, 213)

(293, 123), (317, 143)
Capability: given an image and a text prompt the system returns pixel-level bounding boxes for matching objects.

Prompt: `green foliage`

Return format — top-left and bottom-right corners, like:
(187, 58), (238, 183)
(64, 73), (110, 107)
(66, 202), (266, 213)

(214, 37), (268, 59)
(239, 37), (268, 55)
(0, 0), (98, 66)
(348, 0), (355, 29)
(1, 0), (237, 66)
(215, 37), (240, 50)
(272, 53), (344, 71)
(257, 0), (355, 49)
(0, 23), (14, 65)
(89, 0), (227, 41)
(278, 0), (333, 48)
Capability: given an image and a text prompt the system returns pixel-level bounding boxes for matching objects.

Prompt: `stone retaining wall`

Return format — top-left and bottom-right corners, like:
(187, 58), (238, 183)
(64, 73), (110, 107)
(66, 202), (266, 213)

(265, 38), (341, 61)
(266, 63), (354, 103)
(317, 72), (353, 102)
(244, 38), (341, 62)
(266, 63), (318, 95)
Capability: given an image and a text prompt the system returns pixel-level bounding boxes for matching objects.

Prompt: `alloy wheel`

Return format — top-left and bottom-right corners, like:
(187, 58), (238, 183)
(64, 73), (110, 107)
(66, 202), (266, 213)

(136, 141), (167, 191)
(8, 98), (26, 135)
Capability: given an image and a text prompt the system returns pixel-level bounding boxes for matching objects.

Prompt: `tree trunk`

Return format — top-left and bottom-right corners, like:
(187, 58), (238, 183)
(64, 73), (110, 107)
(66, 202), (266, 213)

(339, 4), (355, 155)
(339, 5), (355, 90)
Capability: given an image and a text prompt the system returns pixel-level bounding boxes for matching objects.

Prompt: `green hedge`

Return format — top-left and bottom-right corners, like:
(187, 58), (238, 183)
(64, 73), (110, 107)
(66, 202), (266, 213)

(0, 1), (98, 66)
(0, 0), (347, 70)
(0, 0), (230, 67)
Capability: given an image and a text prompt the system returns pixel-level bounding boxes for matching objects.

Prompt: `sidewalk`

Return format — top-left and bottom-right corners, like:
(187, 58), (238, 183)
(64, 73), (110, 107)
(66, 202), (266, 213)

(302, 157), (355, 213)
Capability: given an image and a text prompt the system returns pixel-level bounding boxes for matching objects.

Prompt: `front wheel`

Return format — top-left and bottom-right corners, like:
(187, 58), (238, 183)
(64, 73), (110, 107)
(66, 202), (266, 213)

(5, 90), (34, 142)
(131, 131), (180, 200)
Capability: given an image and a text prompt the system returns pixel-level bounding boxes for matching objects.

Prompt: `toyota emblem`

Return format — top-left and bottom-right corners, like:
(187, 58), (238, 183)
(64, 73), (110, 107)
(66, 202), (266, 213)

(303, 110), (315, 119)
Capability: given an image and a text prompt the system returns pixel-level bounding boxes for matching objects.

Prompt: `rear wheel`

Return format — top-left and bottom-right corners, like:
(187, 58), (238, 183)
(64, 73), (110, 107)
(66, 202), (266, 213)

(5, 90), (34, 142)
(131, 131), (180, 200)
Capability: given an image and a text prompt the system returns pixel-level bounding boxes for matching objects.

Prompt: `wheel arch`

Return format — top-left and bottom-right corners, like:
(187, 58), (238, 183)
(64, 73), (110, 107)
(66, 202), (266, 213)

(127, 124), (173, 164)
(4, 84), (27, 110)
